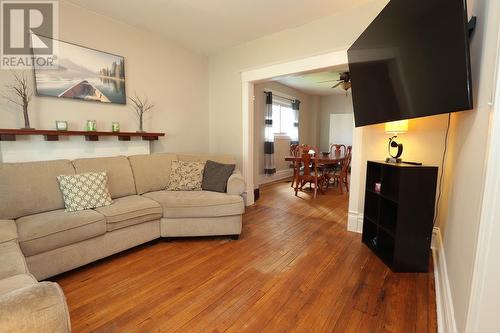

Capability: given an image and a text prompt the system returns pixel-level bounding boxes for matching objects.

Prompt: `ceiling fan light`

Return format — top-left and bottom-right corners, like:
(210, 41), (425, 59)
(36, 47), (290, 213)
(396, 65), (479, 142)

(340, 82), (351, 91)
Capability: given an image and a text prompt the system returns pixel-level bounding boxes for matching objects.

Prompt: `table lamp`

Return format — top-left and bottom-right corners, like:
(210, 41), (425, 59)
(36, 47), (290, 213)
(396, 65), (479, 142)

(385, 120), (408, 163)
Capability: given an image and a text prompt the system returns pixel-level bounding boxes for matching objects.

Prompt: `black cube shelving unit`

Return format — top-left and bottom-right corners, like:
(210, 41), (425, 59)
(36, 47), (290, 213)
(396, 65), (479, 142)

(362, 161), (438, 272)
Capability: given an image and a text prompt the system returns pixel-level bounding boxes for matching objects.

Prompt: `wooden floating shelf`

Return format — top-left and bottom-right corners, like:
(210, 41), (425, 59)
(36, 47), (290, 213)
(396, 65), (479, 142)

(0, 128), (165, 142)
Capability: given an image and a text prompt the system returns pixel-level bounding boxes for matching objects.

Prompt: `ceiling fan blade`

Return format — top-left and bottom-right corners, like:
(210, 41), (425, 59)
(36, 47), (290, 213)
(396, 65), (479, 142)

(331, 82), (342, 88)
(316, 79), (339, 83)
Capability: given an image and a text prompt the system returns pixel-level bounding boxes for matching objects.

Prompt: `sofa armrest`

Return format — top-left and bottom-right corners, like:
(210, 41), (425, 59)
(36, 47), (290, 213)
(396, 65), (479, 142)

(0, 220), (18, 244)
(227, 171), (245, 196)
(0, 281), (71, 333)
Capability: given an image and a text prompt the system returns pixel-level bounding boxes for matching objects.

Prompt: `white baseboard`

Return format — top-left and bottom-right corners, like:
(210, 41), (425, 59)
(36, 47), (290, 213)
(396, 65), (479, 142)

(432, 227), (457, 333)
(258, 169), (293, 185)
(348, 211), (363, 233)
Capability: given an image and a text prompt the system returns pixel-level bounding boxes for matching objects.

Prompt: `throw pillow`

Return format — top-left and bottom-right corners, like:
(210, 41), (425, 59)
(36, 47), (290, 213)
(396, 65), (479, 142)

(57, 172), (113, 212)
(166, 161), (205, 191)
(202, 160), (236, 193)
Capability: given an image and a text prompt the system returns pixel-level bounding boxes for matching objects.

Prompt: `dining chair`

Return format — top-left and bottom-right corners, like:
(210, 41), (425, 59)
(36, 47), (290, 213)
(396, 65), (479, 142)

(289, 143), (300, 188)
(330, 144), (347, 156)
(290, 144), (317, 187)
(324, 143), (346, 175)
(346, 145), (352, 156)
(294, 146), (324, 199)
(332, 151), (352, 194)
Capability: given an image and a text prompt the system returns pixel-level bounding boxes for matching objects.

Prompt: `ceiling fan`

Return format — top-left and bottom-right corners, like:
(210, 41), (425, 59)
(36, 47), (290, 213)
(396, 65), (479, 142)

(317, 72), (351, 91)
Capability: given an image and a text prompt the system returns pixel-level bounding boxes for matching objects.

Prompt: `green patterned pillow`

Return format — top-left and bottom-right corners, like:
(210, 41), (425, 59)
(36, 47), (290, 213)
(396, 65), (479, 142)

(166, 161), (205, 191)
(57, 172), (113, 212)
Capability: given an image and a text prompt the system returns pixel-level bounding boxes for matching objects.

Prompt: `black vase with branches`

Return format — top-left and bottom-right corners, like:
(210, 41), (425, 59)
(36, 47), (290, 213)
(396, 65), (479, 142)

(128, 94), (154, 133)
(1, 71), (33, 129)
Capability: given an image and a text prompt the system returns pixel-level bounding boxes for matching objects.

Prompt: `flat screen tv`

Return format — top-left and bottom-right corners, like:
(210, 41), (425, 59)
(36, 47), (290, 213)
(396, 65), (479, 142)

(348, 0), (473, 127)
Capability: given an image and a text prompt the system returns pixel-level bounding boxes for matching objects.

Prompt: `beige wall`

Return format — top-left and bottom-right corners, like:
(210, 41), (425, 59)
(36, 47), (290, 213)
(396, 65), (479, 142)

(254, 81), (319, 185)
(208, 0), (390, 167)
(347, 0), (500, 330)
(348, 114), (451, 227)
(318, 94), (354, 151)
(438, 0), (500, 330)
(253, 81), (319, 185)
(0, 1), (209, 156)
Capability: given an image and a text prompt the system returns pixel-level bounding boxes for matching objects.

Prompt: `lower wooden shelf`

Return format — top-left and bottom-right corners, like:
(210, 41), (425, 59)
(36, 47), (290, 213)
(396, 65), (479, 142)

(0, 128), (165, 142)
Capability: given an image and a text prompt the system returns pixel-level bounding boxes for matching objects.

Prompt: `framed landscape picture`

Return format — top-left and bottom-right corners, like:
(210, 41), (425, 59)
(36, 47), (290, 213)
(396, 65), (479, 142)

(33, 36), (126, 104)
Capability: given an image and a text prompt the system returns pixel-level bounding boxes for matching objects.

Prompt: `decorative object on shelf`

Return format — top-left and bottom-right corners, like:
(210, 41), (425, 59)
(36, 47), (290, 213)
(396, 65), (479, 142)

(385, 120), (408, 163)
(33, 36), (126, 104)
(1, 71), (34, 129)
(111, 122), (120, 133)
(374, 182), (381, 193)
(128, 94), (154, 133)
(55, 121), (68, 131)
(86, 120), (97, 132)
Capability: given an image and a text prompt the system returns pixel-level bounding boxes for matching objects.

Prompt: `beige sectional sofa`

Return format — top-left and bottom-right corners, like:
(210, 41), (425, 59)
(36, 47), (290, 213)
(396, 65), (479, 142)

(0, 153), (245, 332)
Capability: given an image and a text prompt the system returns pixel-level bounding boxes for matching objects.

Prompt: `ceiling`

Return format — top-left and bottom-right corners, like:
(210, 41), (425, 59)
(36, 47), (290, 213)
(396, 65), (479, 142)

(65, 0), (373, 55)
(274, 67), (350, 96)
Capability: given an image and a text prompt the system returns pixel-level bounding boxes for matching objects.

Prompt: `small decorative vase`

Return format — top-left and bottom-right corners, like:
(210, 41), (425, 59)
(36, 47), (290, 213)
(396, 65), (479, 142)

(86, 120), (97, 131)
(112, 122), (120, 133)
(22, 105), (34, 129)
(136, 117), (145, 133)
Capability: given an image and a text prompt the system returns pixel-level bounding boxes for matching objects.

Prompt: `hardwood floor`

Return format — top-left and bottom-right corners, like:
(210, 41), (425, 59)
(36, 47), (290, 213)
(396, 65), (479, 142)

(53, 180), (437, 332)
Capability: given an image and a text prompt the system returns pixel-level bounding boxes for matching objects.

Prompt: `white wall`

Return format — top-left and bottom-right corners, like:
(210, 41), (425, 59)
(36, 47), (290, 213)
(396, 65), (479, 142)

(319, 93), (354, 150)
(329, 113), (354, 147)
(208, 0), (390, 167)
(0, 0), (209, 161)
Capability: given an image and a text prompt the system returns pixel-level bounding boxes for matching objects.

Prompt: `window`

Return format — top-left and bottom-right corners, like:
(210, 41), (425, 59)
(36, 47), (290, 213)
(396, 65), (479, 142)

(272, 103), (297, 140)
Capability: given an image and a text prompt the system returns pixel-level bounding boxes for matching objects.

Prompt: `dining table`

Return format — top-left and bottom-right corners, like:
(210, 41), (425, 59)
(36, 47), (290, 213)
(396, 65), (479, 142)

(284, 152), (348, 195)
(284, 152), (347, 165)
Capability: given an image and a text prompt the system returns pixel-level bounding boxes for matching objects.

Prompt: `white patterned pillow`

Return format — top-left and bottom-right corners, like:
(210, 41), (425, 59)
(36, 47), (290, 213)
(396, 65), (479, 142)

(166, 161), (205, 191)
(57, 172), (113, 212)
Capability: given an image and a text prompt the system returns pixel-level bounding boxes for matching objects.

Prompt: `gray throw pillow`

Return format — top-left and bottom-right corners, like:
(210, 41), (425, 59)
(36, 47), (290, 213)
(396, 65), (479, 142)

(202, 160), (236, 193)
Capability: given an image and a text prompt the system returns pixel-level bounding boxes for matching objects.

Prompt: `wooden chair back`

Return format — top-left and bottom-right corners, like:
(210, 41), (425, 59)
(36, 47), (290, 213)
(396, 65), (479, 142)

(346, 145), (352, 156)
(298, 145), (319, 176)
(330, 144), (347, 155)
(341, 152), (352, 174)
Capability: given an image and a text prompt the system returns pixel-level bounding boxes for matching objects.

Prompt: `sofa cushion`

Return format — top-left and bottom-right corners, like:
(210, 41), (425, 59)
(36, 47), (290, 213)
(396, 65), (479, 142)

(128, 153), (178, 195)
(0, 220), (18, 244)
(202, 160), (236, 193)
(166, 161), (205, 191)
(16, 209), (106, 256)
(0, 281), (71, 333)
(0, 241), (29, 280)
(143, 191), (244, 218)
(95, 195), (162, 231)
(0, 274), (37, 296)
(57, 172), (113, 212)
(0, 160), (75, 219)
(72, 156), (136, 199)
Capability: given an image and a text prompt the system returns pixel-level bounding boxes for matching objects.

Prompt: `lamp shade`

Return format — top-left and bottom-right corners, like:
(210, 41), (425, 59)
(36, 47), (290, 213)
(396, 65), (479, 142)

(385, 120), (409, 134)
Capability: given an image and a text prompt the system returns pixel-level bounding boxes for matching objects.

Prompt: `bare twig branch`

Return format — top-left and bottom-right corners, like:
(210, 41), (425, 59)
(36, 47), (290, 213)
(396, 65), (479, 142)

(128, 93), (155, 131)
(1, 71), (33, 126)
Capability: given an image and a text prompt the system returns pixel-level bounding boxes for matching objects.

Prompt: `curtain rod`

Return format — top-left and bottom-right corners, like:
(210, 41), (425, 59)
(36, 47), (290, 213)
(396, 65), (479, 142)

(264, 91), (299, 103)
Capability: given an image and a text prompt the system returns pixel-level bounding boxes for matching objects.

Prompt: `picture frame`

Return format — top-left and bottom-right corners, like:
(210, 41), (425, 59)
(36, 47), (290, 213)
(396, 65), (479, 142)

(32, 36), (126, 105)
